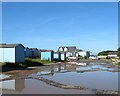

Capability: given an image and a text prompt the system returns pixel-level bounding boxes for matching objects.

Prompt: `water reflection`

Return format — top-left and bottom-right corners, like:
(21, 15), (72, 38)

(1, 62), (119, 94)
(0, 74), (10, 80)
(36, 62), (119, 76)
(0, 79), (25, 92)
(36, 63), (69, 76)
(34, 62), (119, 91)
(2, 79), (94, 94)
(42, 71), (118, 91)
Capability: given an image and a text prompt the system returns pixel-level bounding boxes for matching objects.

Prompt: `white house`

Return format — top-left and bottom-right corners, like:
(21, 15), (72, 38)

(108, 52), (118, 58)
(58, 46), (77, 57)
(97, 55), (107, 59)
(0, 43), (25, 63)
(89, 55), (98, 60)
(76, 51), (90, 58)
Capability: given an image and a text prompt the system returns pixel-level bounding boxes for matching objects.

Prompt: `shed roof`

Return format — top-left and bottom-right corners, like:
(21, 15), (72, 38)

(30, 48), (38, 51)
(0, 43), (24, 48)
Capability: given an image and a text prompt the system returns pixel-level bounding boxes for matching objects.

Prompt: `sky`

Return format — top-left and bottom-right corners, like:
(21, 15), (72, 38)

(2, 2), (118, 54)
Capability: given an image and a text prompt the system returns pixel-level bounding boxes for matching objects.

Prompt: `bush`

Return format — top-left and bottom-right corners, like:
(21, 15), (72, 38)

(117, 62), (120, 66)
(98, 50), (114, 56)
(78, 55), (84, 59)
(0, 62), (6, 67)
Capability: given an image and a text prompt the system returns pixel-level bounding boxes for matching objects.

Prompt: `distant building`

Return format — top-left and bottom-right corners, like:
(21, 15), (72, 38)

(76, 51), (90, 58)
(24, 47), (32, 58)
(40, 50), (54, 61)
(31, 48), (39, 58)
(97, 55), (107, 59)
(108, 51), (118, 58)
(89, 55), (97, 60)
(0, 43), (25, 63)
(58, 46), (77, 57)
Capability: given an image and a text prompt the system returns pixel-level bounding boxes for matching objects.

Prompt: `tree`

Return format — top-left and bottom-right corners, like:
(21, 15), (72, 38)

(118, 48), (120, 58)
(118, 48), (120, 51)
(98, 50), (114, 56)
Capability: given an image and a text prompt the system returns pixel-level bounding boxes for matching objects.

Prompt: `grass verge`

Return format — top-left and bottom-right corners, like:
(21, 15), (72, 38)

(23, 58), (54, 67)
(117, 62), (120, 66)
(1, 58), (55, 72)
(0, 62), (6, 67)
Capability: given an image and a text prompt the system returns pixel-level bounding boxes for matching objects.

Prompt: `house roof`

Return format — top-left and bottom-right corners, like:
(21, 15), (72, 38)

(30, 48), (38, 50)
(76, 49), (83, 52)
(0, 43), (24, 48)
(58, 46), (77, 52)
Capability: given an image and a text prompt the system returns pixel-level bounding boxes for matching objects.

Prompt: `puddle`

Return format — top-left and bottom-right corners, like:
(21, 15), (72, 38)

(42, 71), (118, 91)
(2, 79), (94, 94)
(76, 66), (92, 71)
(0, 79), (25, 92)
(1, 62), (119, 94)
(37, 71), (52, 75)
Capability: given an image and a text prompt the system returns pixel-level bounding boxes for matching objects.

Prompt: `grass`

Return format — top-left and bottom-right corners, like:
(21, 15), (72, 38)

(23, 58), (54, 67)
(1, 58), (54, 68)
(1, 58), (55, 72)
(117, 62), (120, 66)
(0, 58), (53, 72)
(0, 62), (6, 67)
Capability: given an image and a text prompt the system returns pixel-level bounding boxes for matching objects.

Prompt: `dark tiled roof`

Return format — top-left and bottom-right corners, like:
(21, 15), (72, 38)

(67, 46), (76, 51)
(0, 43), (24, 48)
(58, 46), (77, 52)
(76, 49), (83, 52)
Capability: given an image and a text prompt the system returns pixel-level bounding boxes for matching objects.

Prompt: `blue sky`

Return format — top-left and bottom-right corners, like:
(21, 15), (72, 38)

(2, 2), (118, 54)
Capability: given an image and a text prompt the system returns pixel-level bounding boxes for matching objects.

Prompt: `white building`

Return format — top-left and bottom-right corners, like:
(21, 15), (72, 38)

(89, 55), (98, 60)
(76, 51), (90, 58)
(0, 43), (25, 63)
(108, 52), (118, 58)
(97, 55), (107, 59)
(58, 46), (77, 57)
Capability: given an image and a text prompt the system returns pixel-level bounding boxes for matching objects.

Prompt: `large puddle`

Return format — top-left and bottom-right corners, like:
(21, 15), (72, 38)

(2, 79), (93, 94)
(42, 71), (118, 91)
(1, 62), (119, 94)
